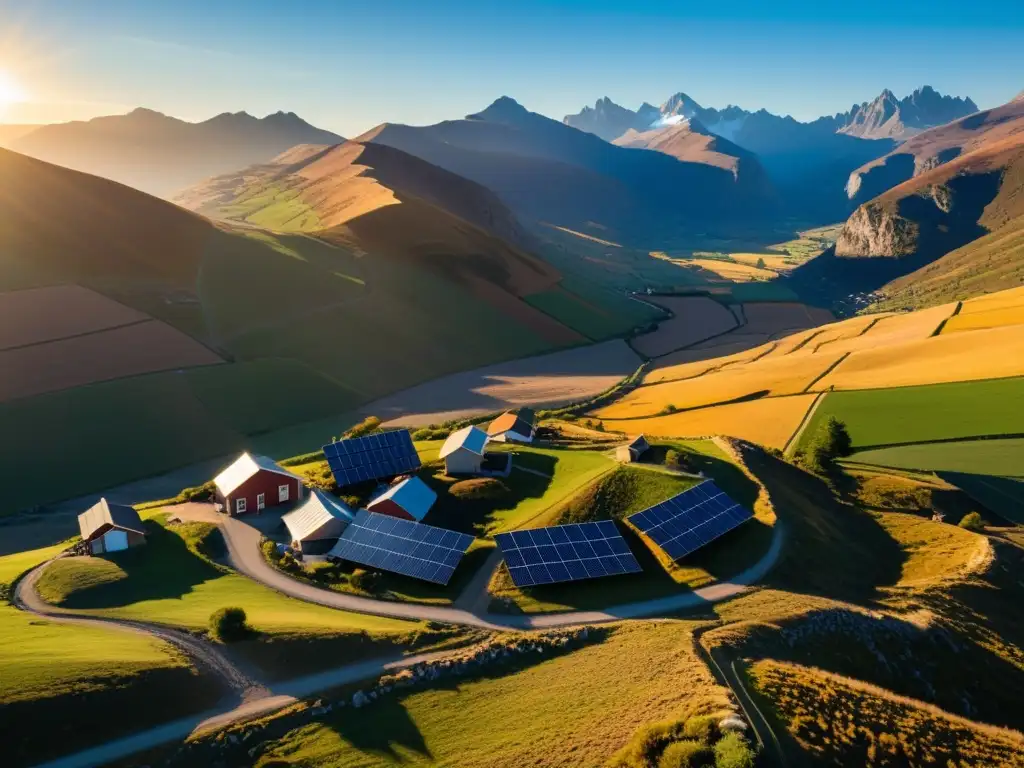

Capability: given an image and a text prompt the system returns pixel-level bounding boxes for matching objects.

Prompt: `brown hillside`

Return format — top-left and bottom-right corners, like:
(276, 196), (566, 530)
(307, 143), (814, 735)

(0, 147), (211, 289)
(613, 121), (744, 173)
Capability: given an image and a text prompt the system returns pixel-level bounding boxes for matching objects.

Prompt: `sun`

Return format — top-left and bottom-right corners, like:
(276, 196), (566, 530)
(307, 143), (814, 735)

(0, 70), (26, 116)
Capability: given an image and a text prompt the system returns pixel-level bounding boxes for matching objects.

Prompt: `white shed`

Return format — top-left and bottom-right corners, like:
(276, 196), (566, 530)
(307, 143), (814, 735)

(281, 489), (354, 553)
(77, 498), (147, 555)
(439, 425), (489, 475)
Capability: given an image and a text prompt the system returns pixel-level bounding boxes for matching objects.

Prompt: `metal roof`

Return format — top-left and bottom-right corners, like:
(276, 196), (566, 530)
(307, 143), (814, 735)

(627, 435), (650, 451)
(213, 452), (303, 496)
(282, 489), (354, 543)
(367, 476), (438, 522)
(78, 498), (145, 542)
(487, 410), (534, 438)
(439, 425), (489, 459)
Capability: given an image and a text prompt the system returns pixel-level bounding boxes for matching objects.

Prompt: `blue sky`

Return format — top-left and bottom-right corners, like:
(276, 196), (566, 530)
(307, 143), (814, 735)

(1, 0), (1021, 134)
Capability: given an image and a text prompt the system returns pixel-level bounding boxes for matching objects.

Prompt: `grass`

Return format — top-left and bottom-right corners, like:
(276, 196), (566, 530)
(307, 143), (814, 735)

(242, 623), (731, 768)
(33, 516), (432, 678)
(850, 437), (1024, 478)
(526, 280), (659, 341)
(748, 660), (1024, 767)
(874, 512), (988, 586)
(0, 545), (223, 767)
(797, 378), (1024, 452)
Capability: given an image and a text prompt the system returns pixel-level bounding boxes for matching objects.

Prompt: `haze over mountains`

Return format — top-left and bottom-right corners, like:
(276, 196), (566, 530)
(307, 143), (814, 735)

(9, 108), (343, 197)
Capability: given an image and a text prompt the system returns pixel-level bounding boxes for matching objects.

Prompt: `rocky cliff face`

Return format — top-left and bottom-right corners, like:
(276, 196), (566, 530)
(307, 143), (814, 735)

(837, 86), (977, 140)
(835, 203), (920, 257)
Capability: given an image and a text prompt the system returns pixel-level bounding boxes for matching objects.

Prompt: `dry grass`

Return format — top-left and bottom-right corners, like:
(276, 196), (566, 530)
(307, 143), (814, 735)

(646, 342), (774, 384)
(596, 394), (816, 450)
(683, 259), (777, 282)
(730, 252), (793, 270)
(816, 323), (1024, 390)
(875, 512), (990, 586)
(943, 287), (1024, 334)
(596, 352), (842, 419)
(749, 660), (1024, 767)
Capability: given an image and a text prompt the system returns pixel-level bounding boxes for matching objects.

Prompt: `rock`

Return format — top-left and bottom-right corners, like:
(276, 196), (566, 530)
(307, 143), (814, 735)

(352, 690), (367, 708)
(720, 715), (748, 732)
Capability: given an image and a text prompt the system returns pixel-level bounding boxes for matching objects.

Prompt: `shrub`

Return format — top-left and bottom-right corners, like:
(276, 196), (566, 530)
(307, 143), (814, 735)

(173, 480), (215, 504)
(260, 538), (282, 562)
(682, 715), (717, 744)
(350, 568), (381, 593)
(665, 449), (682, 468)
(659, 740), (714, 768)
(306, 561), (343, 583)
(342, 416), (381, 440)
(450, 478), (509, 500)
(959, 511), (985, 532)
(659, 404), (679, 415)
(802, 416), (853, 474)
(209, 607), (250, 642)
(713, 732), (755, 768)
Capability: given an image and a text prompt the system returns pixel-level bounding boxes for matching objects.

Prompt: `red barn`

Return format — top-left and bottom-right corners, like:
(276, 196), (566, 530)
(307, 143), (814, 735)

(213, 453), (304, 515)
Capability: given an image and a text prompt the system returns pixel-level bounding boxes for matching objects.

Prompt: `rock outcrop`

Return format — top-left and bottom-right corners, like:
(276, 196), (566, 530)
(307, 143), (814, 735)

(835, 203), (920, 257)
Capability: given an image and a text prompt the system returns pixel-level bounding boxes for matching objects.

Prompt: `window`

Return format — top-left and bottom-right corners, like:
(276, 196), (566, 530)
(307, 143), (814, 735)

(235, 498), (246, 514)
(257, 493), (265, 510)
(278, 484), (290, 502)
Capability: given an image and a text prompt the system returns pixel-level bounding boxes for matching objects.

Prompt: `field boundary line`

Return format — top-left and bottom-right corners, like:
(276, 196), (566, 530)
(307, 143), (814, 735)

(932, 300), (963, 337)
(801, 352), (849, 393)
(850, 432), (1024, 453)
(783, 392), (825, 456)
(0, 318), (155, 352)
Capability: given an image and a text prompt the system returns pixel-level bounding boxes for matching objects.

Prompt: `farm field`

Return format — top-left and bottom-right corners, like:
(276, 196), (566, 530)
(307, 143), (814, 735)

(682, 257), (778, 282)
(850, 438), (1024, 479)
(363, 339), (641, 426)
(940, 285), (1024, 334)
(596, 394), (817, 451)
(630, 295), (738, 357)
(796, 378), (1024, 452)
(525, 278), (664, 341)
(595, 351), (843, 418)
(230, 622), (732, 768)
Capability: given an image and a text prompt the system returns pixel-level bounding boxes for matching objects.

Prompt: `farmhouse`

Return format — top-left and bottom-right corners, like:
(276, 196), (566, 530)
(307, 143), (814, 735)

(439, 425), (490, 475)
(616, 435), (650, 463)
(213, 452), (304, 516)
(366, 476), (438, 522)
(78, 498), (146, 555)
(282, 489), (354, 554)
(487, 407), (536, 443)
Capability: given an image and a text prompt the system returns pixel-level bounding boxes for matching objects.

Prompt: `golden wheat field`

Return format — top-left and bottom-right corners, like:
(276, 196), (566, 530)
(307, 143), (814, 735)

(596, 352), (843, 418)
(729, 252), (793, 270)
(685, 258), (777, 282)
(815, 323), (1024, 390)
(941, 287), (1024, 334)
(597, 393), (817, 450)
(646, 342), (775, 383)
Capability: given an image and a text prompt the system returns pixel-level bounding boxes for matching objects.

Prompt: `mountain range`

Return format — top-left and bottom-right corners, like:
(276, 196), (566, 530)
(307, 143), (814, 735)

(8, 108), (343, 197)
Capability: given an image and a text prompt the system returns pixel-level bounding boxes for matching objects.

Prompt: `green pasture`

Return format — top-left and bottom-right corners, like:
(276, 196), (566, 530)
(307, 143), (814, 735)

(850, 438), (1024, 479)
(526, 276), (665, 341)
(796, 378), (1024, 453)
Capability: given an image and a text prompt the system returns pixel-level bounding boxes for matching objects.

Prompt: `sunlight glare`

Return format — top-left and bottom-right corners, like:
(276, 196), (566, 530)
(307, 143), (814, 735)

(0, 71), (26, 116)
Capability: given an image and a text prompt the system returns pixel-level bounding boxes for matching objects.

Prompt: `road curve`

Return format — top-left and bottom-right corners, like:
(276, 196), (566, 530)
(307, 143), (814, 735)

(14, 564), (265, 702)
(180, 507), (786, 631)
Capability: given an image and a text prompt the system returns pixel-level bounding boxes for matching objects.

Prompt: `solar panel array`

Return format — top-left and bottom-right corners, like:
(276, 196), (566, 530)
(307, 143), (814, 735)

(330, 510), (473, 585)
(627, 481), (752, 560)
(323, 430), (421, 486)
(494, 520), (642, 588)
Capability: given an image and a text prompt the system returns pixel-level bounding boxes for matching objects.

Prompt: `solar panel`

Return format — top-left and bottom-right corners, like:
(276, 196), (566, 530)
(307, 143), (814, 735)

(330, 510), (474, 585)
(627, 481), (752, 560)
(494, 520), (642, 588)
(323, 430), (421, 487)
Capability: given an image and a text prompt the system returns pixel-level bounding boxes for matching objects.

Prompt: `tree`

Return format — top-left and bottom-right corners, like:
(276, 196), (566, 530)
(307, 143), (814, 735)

(803, 416), (853, 473)
(209, 607), (251, 642)
(755, 257), (766, 269)
(959, 511), (985, 532)
(665, 449), (682, 468)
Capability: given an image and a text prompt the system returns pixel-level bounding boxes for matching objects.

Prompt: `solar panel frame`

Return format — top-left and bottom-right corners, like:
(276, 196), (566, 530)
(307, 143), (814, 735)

(494, 520), (642, 588)
(323, 430), (421, 487)
(330, 510), (473, 585)
(627, 481), (752, 561)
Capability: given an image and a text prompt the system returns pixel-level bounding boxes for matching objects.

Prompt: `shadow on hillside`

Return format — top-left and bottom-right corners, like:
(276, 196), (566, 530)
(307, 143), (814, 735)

(742, 449), (905, 603)
(60, 520), (220, 609)
(937, 471), (1024, 525)
(327, 697), (432, 761)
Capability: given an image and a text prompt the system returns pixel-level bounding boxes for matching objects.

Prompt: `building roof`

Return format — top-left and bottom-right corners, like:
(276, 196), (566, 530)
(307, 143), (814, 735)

(487, 408), (536, 437)
(627, 435), (650, 451)
(78, 498), (145, 542)
(367, 476), (438, 522)
(213, 452), (303, 496)
(439, 425), (489, 458)
(282, 489), (354, 543)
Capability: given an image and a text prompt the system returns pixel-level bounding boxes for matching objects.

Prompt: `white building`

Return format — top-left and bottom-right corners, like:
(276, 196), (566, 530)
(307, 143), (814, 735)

(281, 489), (354, 553)
(439, 425), (489, 475)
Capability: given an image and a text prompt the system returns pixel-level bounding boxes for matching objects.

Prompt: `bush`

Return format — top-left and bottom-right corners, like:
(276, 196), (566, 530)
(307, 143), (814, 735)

(659, 404), (679, 415)
(713, 732), (755, 768)
(959, 511), (985, 532)
(659, 740), (714, 768)
(682, 715), (717, 744)
(342, 416), (381, 440)
(450, 478), (509, 500)
(209, 607), (251, 642)
(173, 480), (215, 504)
(261, 538), (282, 562)
(802, 416), (853, 474)
(665, 449), (682, 468)
(306, 561), (343, 583)
(350, 568), (381, 593)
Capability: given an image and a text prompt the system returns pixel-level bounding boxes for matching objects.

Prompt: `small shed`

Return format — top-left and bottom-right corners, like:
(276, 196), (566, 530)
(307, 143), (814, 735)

(367, 476), (438, 522)
(213, 452), (304, 516)
(439, 425), (489, 475)
(487, 408), (536, 443)
(616, 435), (650, 463)
(282, 489), (354, 553)
(78, 498), (146, 555)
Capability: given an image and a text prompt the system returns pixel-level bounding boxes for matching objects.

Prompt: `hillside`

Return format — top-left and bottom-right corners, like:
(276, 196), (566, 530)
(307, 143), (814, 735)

(10, 108), (343, 198)
(0, 124), (41, 148)
(0, 147), (595, 511)
(358, 97), (776, 244)
(847, 95), (1024, 205)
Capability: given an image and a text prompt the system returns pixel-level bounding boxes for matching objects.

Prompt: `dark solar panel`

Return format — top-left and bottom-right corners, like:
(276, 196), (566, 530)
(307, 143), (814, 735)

(330, 510), (474, 585)
(494, 520), (642, 588)
(322, 430), (421, 487)
(627, 481), (752, 560)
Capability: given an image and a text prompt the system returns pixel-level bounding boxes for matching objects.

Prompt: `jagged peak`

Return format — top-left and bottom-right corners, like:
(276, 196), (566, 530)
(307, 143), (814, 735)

(467, 96), (531, 122)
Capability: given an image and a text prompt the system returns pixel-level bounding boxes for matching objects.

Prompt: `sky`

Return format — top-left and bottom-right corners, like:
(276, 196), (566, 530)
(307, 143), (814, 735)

(0, 0), (1021, 135)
